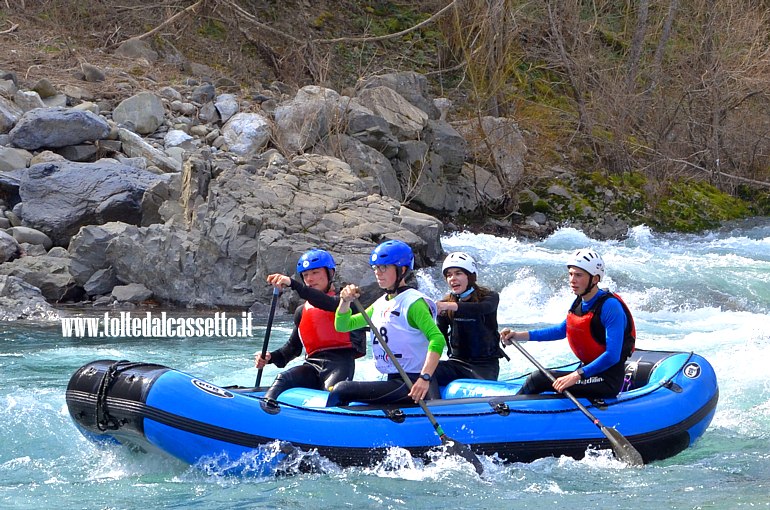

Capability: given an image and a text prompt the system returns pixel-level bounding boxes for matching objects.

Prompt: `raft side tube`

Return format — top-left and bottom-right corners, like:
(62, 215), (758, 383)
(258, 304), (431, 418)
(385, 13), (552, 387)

(65, 359), (170, 436)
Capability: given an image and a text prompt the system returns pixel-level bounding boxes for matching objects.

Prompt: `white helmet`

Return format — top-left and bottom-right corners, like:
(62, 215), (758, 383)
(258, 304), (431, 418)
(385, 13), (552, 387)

(567, 249), (605, 281)
(442, 252), (478, 276)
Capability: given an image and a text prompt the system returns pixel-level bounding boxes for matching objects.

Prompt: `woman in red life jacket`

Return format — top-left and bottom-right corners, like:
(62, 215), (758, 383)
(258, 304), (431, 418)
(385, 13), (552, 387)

(254, 249), (365, 405)
(500, 249), (636, 399)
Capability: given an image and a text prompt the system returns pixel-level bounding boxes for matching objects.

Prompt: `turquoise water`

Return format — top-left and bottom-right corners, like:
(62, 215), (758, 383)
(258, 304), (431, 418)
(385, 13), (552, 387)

(2, 220), (769, 509)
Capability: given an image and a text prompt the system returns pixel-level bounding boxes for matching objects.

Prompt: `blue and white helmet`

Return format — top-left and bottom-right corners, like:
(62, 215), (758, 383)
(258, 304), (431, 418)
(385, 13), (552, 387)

(296, 249), (336, 274)
(370, 240), (414, 269)
(567, 249), (605, 281)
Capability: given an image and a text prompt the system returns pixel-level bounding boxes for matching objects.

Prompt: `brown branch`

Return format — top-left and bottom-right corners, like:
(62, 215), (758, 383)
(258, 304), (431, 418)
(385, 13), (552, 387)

(225, 0), (455, 46)
(0, 21), (19, 35)
(126, 0), (206, 43)
(314, 0), (457, 45)
(222, 0), (304, 45)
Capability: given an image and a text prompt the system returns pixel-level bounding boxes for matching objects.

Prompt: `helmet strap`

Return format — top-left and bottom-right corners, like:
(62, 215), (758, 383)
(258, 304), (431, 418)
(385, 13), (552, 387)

(386, 267), (409, 295)
(452, 287), (475, 300)
(580, 276), (598, 297)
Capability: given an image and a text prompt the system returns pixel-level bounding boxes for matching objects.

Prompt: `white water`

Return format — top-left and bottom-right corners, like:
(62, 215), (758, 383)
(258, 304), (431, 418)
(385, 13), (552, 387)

(1, 219), (769, 509)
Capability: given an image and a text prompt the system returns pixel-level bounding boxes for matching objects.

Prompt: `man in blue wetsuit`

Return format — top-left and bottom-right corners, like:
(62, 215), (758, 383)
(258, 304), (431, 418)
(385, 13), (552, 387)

(500, 249), (636, 399)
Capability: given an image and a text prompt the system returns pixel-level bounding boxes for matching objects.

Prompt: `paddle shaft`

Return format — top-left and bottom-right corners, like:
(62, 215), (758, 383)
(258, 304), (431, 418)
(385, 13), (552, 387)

(508, 339), (602, 423)
(507, 338), (644, 465)
(255, 287), (280, 388)
(352, 299), (447, 437)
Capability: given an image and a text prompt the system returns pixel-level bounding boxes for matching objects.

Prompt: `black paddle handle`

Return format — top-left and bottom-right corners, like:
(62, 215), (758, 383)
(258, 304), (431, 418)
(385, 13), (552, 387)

(255, 287), (280, 388)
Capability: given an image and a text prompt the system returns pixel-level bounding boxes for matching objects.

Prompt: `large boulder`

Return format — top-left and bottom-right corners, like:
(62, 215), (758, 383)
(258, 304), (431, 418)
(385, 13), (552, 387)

(8, 107), (110, 150)
(357, 71), (441, 120)
(273, 86), (345, 153)
(355, 86), (428, 140)
(18, 160), (167, 246)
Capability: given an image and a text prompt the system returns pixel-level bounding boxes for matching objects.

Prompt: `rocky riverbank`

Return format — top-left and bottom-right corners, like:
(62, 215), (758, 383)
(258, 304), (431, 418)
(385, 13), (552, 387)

(3, 35), (759, 321)
(1, 39), (546, 318)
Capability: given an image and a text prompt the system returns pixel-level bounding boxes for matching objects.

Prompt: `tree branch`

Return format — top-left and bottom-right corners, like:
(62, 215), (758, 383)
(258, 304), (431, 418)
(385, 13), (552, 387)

(0, 21), (19, 35)
(314, 0), (457, 45)
(127, 0), (206, 43)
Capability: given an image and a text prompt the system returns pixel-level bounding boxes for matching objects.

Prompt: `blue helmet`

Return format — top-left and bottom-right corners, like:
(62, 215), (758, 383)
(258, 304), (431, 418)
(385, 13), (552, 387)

(296, 249), (336, 274)
(370, 240), (414, 269)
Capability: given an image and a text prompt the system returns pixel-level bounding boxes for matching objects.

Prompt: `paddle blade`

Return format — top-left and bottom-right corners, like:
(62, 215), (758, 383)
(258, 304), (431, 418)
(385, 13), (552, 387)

(443, 437), (484, 475)
(602, 426), (644, 466)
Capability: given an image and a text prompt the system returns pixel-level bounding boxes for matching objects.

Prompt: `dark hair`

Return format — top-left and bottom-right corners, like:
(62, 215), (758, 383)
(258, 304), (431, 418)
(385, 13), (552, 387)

(439, 273), (492, 320)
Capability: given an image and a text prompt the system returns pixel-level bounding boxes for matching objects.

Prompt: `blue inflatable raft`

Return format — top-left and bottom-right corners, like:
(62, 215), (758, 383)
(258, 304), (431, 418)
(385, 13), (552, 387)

(66, 349), (718, 473)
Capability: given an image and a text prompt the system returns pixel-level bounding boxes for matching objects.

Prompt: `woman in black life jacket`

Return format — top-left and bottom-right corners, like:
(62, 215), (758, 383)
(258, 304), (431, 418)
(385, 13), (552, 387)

(433, 252), (504, 386)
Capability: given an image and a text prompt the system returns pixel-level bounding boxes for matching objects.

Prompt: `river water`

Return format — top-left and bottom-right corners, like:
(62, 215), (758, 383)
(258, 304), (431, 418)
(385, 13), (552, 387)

(1, 220), (769, 509)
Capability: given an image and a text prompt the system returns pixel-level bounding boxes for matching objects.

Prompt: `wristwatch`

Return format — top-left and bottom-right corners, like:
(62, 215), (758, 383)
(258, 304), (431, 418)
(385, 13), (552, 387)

(576, 367), (585, 379)
(419, 373), (432, 382)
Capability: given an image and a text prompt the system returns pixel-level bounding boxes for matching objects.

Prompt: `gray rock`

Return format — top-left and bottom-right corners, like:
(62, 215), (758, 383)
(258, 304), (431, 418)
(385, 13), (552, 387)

(32, 78), (58, 99)
(356, 86), (428, 140)
(18, 160), (166, 245)
(158, 86), (183, 102)
(7, 226), (53, 249)
(0, 96), (23, 134)
(55, 144), (99, 162)
(81, 63), (106, 82)
(114, 38), (158, 62)
(198, 101), (220, 124)
(164, 129), (194, 148)
(111, 282), (153, 303)
(0, 79), (17, 99)
(118, 128), (182, 173)
(453, 116), (527, 188)
(0, 275), (57, 320)
(0, 146), (32, 171)
(214, 93), (239, 123)
(0, 253), (81, 301)
(41, 94), (68, 108)
(14, 90), (46, 111)
(424, 119), (466, 175)
(21, 243), (47, 256)
(68, 222), (133, 285)
(273, 85), (344, 153)
(9, 107), (110, 150)
(314, 134), (402, 201)
(357, 71), (440, 120)
(346, 111), (399, 158)
(191, 83), (216, 104)
(83, 266), (118, 296)
(112, 92), (165, 135)
(0, 230), (21, 263)
(221, 112), (271, 156)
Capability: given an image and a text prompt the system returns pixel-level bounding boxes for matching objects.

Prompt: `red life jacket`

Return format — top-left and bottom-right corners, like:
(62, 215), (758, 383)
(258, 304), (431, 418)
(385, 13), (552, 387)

(298, 298), (354, 357)
(566, 292), (636, 364)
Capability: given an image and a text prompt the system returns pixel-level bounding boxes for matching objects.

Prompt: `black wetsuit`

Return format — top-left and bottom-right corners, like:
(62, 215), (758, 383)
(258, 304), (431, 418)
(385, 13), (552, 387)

(433, 290), (503, 386)
(264, 279), (365, 401)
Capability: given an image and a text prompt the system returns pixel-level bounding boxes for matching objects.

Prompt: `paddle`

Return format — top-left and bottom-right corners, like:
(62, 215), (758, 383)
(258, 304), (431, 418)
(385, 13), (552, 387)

(353, 298), (484, 475)
(507, 338), (644, 466)
(255, 287), (280, 388)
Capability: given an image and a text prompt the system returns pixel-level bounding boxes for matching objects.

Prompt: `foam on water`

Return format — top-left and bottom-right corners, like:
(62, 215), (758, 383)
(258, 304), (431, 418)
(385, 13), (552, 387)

(2, 219), (770, 509)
